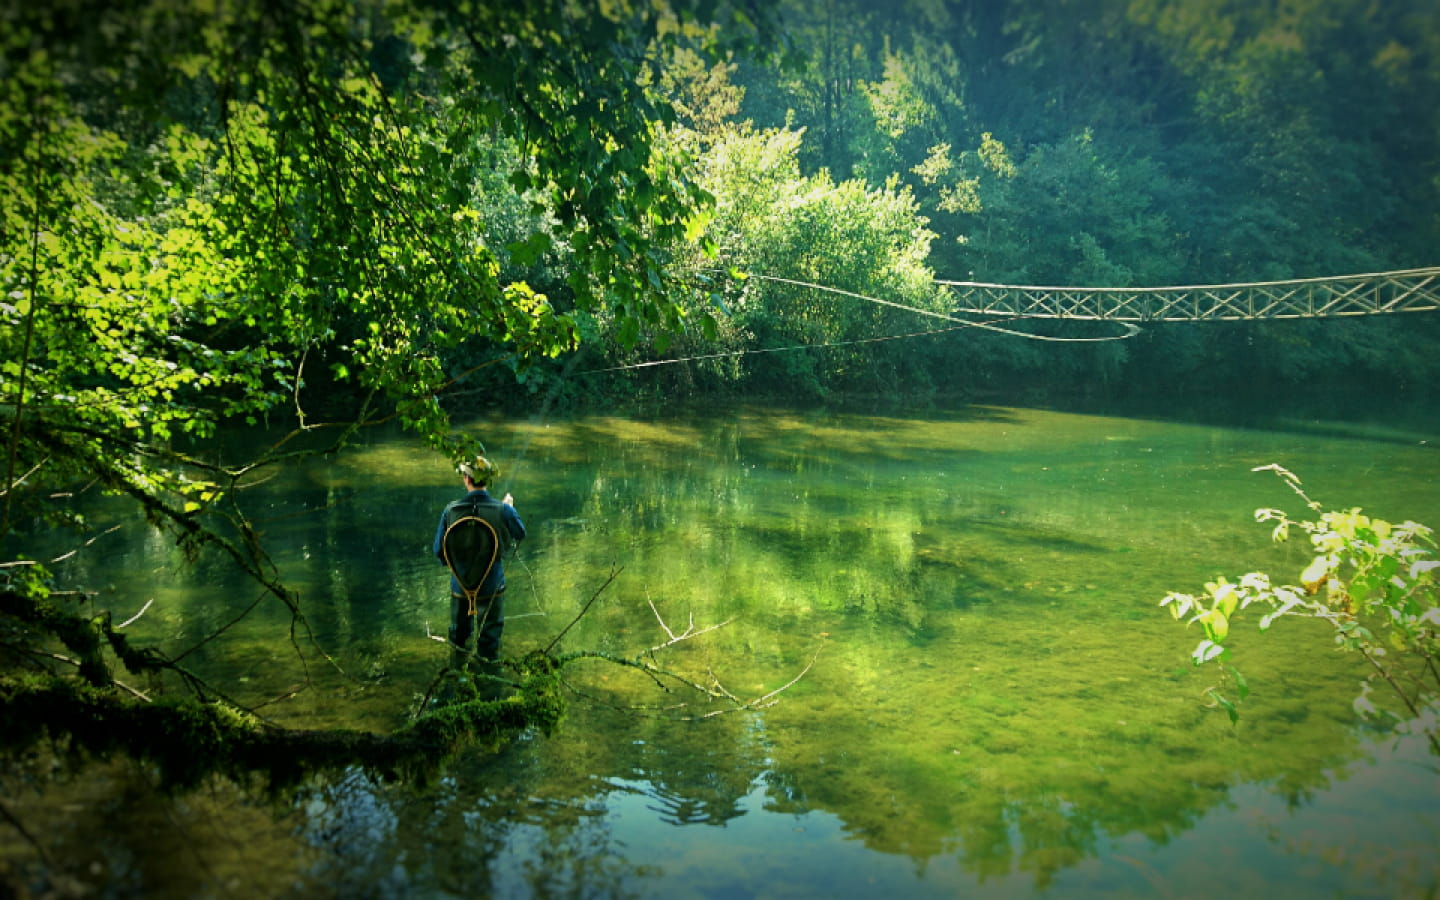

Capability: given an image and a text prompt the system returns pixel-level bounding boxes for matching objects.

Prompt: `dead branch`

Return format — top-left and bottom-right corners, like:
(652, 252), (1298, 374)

(645, 595), (733, 654)
(47, 524), (122, 565)
(26, 649), (152, 702)
(116, 598), (154, 630)
(536, 582), (823, 720)
(559, 644), (821, 721)
(1, 456), (48, 498)
(171, 590), (267, 664)
(701, 646), (823, 717)
(0, 796), (52, 867)
(559, 596), (824, 723)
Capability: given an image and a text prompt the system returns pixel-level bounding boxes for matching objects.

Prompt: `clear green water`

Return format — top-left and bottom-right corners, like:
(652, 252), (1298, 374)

(7, 402), (1440, 897)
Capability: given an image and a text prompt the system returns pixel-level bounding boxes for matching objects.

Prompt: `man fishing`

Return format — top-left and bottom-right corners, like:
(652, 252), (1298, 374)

(434, 455), (526, 673)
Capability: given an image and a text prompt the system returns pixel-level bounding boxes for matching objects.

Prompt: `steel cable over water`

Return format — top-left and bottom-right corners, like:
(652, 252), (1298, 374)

(579, 271), (1143, 377)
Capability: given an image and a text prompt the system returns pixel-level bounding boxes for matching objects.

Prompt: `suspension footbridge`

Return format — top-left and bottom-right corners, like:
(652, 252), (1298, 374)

(937, 266), (1440, 322)
(600, 266), (1440, 372)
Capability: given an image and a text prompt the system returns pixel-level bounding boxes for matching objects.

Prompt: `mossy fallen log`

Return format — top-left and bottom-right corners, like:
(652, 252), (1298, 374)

(0, 653), (565, 793)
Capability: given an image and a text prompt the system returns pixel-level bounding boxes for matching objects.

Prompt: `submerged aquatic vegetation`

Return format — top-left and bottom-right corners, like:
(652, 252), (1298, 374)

(7, 406), (1437, 896)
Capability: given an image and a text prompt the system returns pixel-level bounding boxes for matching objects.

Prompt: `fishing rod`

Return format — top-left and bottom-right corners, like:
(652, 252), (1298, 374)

(462, 266), (1141, 462)
(581, 318), (1018, 374)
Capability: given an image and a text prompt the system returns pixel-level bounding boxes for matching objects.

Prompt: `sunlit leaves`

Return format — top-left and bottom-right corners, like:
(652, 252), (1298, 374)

(2, 55), (268, 523)
(1192, 639), (1226, 665)
(978, 132), (1018, 179)
(2, 0), (774, 546)
(677, 125), (946, 396)
(1299, 554), (1334, 595)
(1161, 465), (1439, 749)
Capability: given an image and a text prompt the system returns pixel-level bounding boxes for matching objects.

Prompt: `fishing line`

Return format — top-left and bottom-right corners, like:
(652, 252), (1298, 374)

(467, 268), (1140, 477)
(483, 350), (587, 619)
(497, 349), (583, 498)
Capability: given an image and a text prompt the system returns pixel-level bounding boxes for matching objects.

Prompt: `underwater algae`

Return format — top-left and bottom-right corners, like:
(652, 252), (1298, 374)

(5, 403), (1437, 897)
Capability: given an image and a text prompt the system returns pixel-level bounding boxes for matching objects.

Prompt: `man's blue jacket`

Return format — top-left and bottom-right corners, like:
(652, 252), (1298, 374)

(433, 489), (526, 597)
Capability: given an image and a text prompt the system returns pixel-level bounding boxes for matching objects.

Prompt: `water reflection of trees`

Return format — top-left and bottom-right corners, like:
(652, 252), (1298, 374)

(748, 622), (1365, 887)
(0, 756), (319, 896)
(6, 409), (1405, 894)
(503, 409), (1383, 889)
(293, 701), (771, 896)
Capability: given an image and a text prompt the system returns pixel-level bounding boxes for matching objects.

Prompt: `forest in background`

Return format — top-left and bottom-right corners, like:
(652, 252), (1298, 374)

(535, 0), (1440, 410)
(6, 0), (1440, 428)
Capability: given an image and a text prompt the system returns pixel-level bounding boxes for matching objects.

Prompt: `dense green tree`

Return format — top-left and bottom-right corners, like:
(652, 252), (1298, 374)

(694, 126), (950, 399)
(733, 0), (892, 176)
(958, 130), (1186, 286)
(2, 0), (773, 783)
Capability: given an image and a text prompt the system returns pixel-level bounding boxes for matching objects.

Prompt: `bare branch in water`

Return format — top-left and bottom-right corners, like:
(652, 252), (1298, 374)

(47, 524), (122, 565)
(646, 594), (733, 654)
(0, 797), (52, 867)
(557, 596), (823, 721)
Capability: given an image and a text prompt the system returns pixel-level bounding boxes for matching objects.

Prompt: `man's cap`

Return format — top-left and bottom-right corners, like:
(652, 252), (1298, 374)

(457, 455), (500, 483)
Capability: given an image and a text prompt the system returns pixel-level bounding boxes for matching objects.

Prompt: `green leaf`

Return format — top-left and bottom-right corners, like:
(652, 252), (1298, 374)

(1192, 639), (1225, 665)
(506, 231), (552, 266)
(1214, 582), (1239, 618)
(1207, 689), (1239, 725)
(1225, 664), (1250, 701)
(682, 209), (712, 242)
(1300, 555), (1331, 592)
(1201, 609), (1229, 642)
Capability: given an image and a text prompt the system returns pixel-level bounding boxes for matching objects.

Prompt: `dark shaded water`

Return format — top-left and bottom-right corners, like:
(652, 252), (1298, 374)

(6, 402), (1439, 897)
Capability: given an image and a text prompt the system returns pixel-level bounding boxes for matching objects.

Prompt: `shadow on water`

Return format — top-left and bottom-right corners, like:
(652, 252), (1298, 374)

(1047, 379), (1440, 450)
(941, 515), (1117, 554)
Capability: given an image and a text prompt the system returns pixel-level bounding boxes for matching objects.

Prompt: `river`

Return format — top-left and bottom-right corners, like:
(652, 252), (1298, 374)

(6, 401), (1439, 898)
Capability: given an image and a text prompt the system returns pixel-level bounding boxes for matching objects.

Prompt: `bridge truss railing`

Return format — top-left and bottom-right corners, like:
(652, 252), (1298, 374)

(938, 266), (1440, 322)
